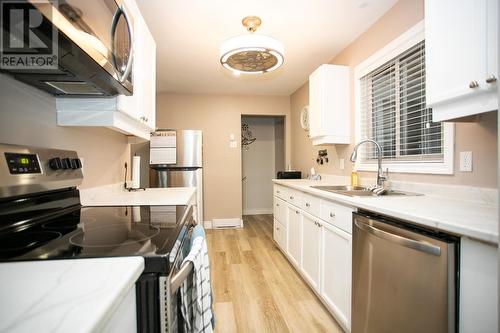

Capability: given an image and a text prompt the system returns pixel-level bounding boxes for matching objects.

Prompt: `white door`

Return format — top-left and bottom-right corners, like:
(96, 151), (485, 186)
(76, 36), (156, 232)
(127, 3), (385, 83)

(301, 212), (321, 291)
(425, 0), (488, 105)
(286, 205), (302, 267)
(320, 222), (352, 331)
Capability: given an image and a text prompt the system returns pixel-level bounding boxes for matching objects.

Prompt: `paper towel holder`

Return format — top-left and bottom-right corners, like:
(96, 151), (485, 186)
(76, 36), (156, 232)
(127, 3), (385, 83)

(123, 162), (146, 192)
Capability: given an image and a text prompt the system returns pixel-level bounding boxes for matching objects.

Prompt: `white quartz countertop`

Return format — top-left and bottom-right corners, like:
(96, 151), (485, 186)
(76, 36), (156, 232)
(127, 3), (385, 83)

(80, 183), (196, 206)
(273, 179), (498, 244)
(0, 257), (144, 333)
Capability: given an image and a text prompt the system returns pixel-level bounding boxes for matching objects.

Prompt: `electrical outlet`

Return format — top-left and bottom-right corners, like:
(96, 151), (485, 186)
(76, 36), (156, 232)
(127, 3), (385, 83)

(339, 158), (345, 170)
(229, 141), (237, 148)
(460, 151), (473, 172)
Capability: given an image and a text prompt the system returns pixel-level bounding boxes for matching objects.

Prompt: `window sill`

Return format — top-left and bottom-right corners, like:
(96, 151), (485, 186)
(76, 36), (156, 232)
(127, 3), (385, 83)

(356, 161), (453, 175)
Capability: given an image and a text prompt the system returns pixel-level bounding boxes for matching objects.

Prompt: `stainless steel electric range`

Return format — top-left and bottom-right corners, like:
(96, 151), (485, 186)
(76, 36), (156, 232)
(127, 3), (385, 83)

(0, 143), (194, 333)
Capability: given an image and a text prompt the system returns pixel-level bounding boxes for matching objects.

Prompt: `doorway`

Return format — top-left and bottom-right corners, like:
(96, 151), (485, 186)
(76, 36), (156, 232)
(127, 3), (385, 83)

(241, 115), (285, 215)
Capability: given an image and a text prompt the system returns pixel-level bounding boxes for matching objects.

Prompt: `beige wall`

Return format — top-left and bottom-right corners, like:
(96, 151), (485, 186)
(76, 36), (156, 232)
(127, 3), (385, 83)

(0, 74), (130, 189)
(156, 93), (291, 221)
(290, 0), (498, 188)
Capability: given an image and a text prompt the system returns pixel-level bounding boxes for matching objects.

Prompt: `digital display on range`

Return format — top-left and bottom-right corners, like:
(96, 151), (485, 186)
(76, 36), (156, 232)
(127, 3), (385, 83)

(4, 153), (41, 174)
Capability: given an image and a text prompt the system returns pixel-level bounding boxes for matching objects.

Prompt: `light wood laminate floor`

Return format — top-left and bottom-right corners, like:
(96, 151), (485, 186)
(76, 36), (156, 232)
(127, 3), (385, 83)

(206, 214), (343, 333)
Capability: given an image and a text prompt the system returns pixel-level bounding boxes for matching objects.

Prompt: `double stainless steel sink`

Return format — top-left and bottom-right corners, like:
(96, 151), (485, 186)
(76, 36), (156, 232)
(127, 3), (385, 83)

(310, 185), (422, 197)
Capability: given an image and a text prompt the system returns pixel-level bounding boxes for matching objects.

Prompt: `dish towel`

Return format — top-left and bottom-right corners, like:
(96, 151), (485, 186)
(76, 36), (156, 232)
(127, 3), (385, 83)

(180, 225), (215, 333)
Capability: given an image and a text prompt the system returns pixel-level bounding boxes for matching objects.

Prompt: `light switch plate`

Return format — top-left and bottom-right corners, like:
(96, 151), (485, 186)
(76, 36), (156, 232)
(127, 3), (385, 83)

(460, 151), (473, 172)
(339, 158), (345, 170)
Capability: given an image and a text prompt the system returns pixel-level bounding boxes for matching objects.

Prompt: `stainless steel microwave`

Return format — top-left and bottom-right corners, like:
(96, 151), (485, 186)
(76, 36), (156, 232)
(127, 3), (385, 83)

(0, 0), (134, 96)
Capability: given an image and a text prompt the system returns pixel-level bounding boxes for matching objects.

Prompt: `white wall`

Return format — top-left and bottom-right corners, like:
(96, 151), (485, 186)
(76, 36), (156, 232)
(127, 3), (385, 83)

(242, 117), (280, 215)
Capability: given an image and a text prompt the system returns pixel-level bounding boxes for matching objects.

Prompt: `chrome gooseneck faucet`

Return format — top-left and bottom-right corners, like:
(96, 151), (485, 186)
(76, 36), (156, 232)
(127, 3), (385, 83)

(350, 139), (386, 188)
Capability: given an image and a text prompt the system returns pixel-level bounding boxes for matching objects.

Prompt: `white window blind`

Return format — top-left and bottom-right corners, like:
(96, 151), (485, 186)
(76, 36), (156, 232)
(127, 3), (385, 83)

(359, 41), (443, 163)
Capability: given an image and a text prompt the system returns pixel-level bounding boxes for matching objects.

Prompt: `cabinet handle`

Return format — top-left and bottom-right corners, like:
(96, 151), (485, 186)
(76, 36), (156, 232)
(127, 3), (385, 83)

(469, 80), (479, 89)
(486, 75), (497, 84)
(305, 203), (310, 207)
(329, 212), (335, 218)
(317, 221), (321, 227)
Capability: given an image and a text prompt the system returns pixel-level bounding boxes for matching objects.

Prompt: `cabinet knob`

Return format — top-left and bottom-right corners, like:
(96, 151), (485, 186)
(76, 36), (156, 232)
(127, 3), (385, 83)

(469, 80), (479, 89)
(305, 203), (310, 207)
(290, 196), (294, 200)
(295, 211), (300, 215)
(277, 190), (280, 194)
(277, 227), (280, 230)
(486, 75), (497, 84)
(276, 203), (279, 207)
(329, 212), (335, 218)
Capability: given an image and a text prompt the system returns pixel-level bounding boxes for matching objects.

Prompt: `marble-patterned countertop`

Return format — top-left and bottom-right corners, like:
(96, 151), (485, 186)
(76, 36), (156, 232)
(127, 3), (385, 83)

(80, 183), (196, 206)
(0, 257), (144, 333)
(273, 179), (498, 244)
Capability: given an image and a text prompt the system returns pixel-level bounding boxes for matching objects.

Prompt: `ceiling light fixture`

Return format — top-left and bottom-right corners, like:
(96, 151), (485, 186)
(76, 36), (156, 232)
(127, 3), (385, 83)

(220, 16), (284, 74)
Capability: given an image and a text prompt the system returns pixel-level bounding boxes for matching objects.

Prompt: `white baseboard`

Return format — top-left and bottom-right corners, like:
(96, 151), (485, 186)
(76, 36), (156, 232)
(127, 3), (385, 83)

(211, 218), (243, 229)
(242, 208), (273, 215)
(203, 220), (213, 229)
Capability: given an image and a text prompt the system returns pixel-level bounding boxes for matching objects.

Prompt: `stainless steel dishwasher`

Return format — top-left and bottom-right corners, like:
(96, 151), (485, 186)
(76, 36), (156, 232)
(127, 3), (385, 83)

(352, 211), (459, 333)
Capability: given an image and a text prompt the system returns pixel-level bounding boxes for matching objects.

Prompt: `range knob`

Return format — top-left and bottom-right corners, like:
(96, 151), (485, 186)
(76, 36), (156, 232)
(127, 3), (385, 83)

(70, 158), (82, 169)
(49, 157), (62, 170)
(61, 158), (71, 170)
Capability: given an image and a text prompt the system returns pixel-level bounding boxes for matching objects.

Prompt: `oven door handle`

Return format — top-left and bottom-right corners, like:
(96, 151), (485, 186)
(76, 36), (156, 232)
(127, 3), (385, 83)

(354, 219), (441, 256)
(170, 261), (193, 294)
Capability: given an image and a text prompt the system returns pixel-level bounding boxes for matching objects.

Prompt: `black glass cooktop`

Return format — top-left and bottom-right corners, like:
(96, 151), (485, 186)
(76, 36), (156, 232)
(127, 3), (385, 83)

(0, 205), (192, 273)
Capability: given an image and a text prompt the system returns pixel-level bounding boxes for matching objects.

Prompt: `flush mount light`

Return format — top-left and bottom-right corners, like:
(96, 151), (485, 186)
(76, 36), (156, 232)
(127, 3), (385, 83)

(220, 16), (284, 74)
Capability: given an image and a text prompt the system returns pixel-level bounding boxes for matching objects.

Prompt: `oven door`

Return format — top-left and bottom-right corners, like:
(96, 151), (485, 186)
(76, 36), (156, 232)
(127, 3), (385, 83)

(30, 0), (134, 93)
(136, 216), (194, 333)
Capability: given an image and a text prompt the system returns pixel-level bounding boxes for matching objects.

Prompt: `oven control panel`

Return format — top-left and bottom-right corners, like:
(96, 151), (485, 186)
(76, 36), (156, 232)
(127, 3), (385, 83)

(4, 153), (41, 174)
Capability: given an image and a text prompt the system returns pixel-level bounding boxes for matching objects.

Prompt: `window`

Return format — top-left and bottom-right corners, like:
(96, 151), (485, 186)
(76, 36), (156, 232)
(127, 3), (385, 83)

(355, 22), (453, 174)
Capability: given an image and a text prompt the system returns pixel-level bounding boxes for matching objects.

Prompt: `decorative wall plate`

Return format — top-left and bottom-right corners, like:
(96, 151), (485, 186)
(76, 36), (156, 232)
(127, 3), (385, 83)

(300, 106), (310, 130)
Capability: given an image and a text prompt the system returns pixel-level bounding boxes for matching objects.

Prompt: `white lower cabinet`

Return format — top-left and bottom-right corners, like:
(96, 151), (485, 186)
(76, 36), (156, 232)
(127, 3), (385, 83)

(286, 204), (302, 267)
(273, 219), (286, 250)
(320, 222), (352, 331)
(301, 212), (321, 290)
(273, 184), (354, 332)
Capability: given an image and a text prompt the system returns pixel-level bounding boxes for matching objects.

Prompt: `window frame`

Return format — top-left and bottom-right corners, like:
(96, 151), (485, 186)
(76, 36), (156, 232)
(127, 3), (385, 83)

(354, 21), (454, 175)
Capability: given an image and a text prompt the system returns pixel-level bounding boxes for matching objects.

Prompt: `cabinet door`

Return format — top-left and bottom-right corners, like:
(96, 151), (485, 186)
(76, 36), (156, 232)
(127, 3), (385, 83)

(308, 68), (321, 139)
(301, 213), (321, 291)
(286, 205), (302, 267)
(320, 222), (352, 331)
(273, 197), (286, 224)
(425, 0), (488, 105)
(141, 20), (156, 130)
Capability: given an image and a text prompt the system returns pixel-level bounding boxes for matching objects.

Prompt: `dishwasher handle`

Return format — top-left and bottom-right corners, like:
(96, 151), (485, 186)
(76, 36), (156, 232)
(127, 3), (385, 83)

(354, 219), (441, 256)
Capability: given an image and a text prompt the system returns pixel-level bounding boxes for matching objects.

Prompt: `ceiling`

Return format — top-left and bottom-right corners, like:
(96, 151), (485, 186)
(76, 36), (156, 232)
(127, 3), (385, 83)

(137, 0), (398, 96)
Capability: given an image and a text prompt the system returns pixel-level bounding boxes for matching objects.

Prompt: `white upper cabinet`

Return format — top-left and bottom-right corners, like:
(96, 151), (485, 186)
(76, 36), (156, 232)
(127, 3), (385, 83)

(308, 64), (350, 145)
(56, 0), (156, 140)
(425, 0), (498, 121)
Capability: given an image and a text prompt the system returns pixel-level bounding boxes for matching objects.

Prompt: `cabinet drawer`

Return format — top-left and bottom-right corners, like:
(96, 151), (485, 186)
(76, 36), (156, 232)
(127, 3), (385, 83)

(274, 185), (288, 200)
(320, 200), (355, 234)
(300, 193), (320, 217)
(286, 188), (302, 207)
(273, 219), (286, 250)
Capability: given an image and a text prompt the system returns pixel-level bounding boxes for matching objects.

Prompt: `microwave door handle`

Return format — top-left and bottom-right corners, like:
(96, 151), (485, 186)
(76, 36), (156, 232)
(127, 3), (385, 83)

(354, 220), (441, 256)
(110, 4), (134, 83)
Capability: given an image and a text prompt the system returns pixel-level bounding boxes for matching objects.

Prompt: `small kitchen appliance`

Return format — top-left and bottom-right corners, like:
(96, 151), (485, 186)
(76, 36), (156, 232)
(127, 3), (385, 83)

(0, 143), (195, 332)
